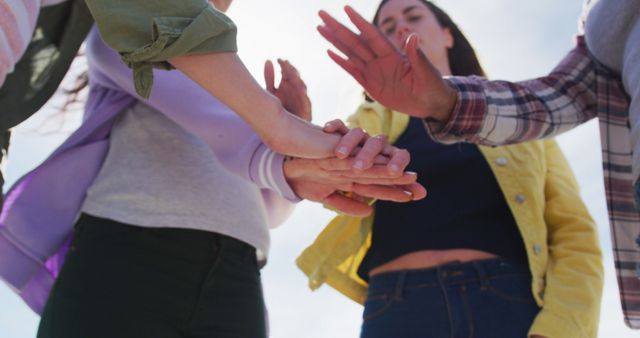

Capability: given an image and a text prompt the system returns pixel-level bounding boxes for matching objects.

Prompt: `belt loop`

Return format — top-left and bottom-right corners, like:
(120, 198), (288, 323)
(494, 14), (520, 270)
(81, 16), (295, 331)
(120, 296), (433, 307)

(473, 261), (489, 290)
(392, 271), (407, 301)
(436, 265), (455, 338)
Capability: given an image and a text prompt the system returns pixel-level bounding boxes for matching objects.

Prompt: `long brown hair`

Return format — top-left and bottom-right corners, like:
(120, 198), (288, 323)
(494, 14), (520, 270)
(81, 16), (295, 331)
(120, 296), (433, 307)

(373, 0), (486, 77)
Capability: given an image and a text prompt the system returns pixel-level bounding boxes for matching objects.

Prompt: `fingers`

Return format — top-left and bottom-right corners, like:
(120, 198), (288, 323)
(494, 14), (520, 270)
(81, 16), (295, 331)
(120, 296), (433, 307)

(326, 49), (366, 86)
(352, 136), (409, 175)
(264, 60), (276, 94)
(343, 6), (395, 57)
(278, 59), (307, 94)
(318, 10), (375, 63)
(323, 119), (350, 135)
(402, 182), (427, 200)
(317, 14), (367, 86)
(324, 192), (373, 217)
(324, 120), (391, 168)
(330, 172), (418, 185)
(353, 182), (427, 202)
(405, 33), (440, 86)
(323, 116), (410, 175)
(323, 120), (406, 174)
(353, 134), (388, 171)
(333, 127), (368, 159)
(351, 184), (414, 203)
(278, 59), (312, 121)
(383, 145), (411, 176)
(295, 155), (416, 184)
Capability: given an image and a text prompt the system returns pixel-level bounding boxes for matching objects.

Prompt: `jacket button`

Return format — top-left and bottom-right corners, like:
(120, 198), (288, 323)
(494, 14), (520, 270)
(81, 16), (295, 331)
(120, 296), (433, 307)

(496, 157), (508, 166)
(515, 194), (526, 204)
(533, 244), (542, 255)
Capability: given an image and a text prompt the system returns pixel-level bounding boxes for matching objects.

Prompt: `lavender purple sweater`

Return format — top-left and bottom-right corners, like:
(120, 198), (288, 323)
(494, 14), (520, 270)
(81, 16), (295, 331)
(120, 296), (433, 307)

(0, 27), (297, 314)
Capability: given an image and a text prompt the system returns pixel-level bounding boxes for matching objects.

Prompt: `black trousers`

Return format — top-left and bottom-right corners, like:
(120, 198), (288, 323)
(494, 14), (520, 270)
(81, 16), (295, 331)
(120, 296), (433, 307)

(37, 213), (266, 338)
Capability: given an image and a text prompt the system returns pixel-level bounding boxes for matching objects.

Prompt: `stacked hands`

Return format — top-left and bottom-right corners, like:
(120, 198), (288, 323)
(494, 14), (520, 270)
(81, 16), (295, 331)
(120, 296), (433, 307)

(264, 59), (426, 217)
(260, 4), (467, 217)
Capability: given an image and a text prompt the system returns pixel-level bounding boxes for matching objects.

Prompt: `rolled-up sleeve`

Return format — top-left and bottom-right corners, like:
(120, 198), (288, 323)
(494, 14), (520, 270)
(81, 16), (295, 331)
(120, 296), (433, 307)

(84, 0), (237, 98)
(425, 37), (600, 146)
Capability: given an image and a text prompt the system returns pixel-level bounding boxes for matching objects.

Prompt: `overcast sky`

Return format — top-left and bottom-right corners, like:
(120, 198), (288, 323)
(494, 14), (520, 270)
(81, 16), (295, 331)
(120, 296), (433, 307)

(0, 0), (637, 337)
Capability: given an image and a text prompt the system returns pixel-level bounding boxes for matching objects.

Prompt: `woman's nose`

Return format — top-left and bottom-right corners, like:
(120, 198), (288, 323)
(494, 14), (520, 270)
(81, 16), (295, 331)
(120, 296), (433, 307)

(395, 24), (412, 45)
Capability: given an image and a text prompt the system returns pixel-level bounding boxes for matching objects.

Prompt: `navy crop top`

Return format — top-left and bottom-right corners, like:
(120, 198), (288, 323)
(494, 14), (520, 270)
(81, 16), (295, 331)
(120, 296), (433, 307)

(358, 118), (528, 280)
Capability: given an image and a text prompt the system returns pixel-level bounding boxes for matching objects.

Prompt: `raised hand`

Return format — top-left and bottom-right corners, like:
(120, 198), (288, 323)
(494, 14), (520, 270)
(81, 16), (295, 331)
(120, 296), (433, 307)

(317, 6), (457, 121)
(264, 59), (312, 121)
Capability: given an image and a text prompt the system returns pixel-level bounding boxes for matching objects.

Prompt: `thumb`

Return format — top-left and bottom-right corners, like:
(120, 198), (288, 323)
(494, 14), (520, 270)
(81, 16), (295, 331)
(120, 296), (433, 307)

(404, 33), (442, 85)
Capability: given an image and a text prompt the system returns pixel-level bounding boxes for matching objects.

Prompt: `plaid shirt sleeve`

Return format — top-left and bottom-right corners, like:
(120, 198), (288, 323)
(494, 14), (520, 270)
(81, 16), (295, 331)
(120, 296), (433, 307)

(426, 36), (599, 145)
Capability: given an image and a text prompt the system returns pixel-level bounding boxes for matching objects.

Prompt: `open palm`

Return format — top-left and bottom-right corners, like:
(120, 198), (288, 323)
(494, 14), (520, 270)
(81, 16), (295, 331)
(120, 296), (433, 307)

(318, 6), (456, 120)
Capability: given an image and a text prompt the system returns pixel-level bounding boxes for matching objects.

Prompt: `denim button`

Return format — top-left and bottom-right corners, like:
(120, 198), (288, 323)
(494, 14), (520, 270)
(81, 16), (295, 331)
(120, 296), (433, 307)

(533, 244), (542, 255)
(515, 194), (526, 204)
(496, 157), (508, 166)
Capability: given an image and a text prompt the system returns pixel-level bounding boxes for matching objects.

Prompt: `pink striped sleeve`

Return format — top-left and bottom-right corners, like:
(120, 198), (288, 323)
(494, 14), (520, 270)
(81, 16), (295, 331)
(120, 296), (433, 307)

(0, 0), (40, 85)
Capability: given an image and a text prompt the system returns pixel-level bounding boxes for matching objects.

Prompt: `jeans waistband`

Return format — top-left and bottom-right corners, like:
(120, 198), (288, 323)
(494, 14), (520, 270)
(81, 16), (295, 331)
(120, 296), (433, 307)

(76, 213), (257, 264)
(367, 258), (530, 295)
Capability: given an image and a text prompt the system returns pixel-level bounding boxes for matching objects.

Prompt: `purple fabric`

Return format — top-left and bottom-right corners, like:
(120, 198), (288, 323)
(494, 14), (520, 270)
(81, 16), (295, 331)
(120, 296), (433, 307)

(0, 84), (132, 313)
(0, 27), (296, 314)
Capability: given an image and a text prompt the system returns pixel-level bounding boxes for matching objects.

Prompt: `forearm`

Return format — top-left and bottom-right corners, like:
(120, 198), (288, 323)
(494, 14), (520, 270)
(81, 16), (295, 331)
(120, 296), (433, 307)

(427, 37), (599, 146)
(171, 53), (289, 148)
(171, 52), (340, 158)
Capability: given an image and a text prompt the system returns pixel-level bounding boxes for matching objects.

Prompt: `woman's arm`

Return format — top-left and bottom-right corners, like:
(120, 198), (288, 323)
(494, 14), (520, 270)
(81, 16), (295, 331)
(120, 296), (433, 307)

(528, 139), (603, 338)
(170, 52), (343, 158)
(426, 40), (601, 146)
(83, 0), (373, 159)
(317, 7), (608, 146)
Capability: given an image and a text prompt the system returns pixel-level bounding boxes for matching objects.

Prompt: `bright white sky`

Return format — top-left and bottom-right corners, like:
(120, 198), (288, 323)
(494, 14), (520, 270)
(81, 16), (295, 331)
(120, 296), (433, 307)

(0, 0), (637, 337)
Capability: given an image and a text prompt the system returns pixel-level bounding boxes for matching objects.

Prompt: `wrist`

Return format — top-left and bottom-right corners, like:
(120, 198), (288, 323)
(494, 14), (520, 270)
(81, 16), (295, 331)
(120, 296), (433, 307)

(428, 81), (457, 122)
(282, 158), (307, 200)
(259, 100), (290, 152)
(283, 157), (302, 183)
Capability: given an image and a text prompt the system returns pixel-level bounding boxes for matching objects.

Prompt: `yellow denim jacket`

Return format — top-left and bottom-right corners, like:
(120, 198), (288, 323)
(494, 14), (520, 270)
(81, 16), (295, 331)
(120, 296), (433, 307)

(297, 102), (603, 338)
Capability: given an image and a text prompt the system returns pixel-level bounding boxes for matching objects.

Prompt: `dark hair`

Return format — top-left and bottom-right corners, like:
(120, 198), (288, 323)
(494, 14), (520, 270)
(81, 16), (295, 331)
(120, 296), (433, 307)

(373, 0), (485, 77)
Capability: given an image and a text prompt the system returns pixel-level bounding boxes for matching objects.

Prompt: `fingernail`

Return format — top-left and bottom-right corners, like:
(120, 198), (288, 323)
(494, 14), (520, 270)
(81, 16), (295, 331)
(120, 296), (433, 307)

(390, 164), (400, 173)
(354, 160), (364, 170)
(337, 146), (349, 156)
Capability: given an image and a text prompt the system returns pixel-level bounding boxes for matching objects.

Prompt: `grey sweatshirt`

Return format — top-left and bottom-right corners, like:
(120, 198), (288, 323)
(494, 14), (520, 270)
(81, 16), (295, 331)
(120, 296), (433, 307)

(585, 0), (640, 179)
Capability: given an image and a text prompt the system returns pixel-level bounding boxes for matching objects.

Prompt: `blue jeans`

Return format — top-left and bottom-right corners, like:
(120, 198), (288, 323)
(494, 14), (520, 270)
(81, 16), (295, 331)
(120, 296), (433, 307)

(360, 258), (540, 338)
